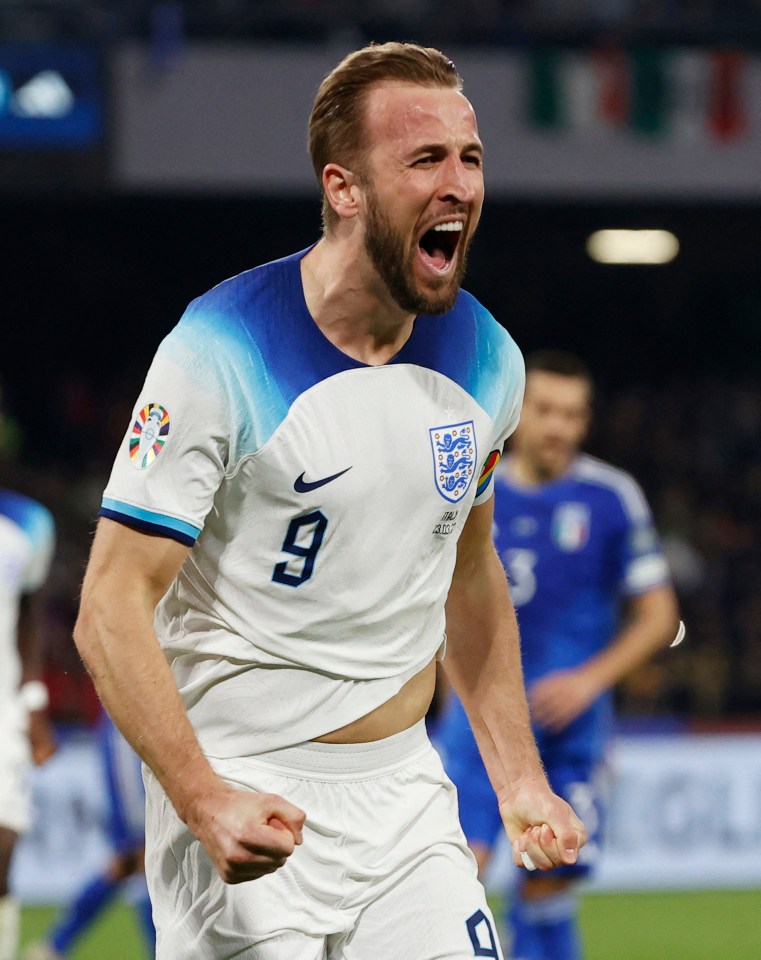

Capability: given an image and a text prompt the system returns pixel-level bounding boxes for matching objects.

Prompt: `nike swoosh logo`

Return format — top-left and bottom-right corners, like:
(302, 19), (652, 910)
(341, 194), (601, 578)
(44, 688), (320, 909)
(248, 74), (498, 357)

(294, 466), (352, 493)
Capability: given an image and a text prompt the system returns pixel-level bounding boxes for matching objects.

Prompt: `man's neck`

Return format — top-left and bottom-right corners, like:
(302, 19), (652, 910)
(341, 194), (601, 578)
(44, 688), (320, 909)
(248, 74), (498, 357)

(300, 237), (416, 366)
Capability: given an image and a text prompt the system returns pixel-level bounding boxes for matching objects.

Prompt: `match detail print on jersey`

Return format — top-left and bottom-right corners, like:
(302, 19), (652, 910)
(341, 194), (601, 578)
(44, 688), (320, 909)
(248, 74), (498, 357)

(429, 421), (477, 504)
(130, 403), (171, 471)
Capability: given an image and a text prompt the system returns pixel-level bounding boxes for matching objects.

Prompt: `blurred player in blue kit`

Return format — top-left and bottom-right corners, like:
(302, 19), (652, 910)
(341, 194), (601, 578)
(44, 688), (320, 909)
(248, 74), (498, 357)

(24, 709), (155, 960)
(72, 42), (586, 960)
(437, 350), (681, 960)
(0, 486), (55, 960)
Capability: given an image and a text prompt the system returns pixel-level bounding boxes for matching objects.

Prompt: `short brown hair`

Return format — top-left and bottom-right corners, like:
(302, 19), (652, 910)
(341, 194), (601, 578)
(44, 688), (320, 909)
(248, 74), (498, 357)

(308, 42), (462, 232)
(525, 349), (594, 401)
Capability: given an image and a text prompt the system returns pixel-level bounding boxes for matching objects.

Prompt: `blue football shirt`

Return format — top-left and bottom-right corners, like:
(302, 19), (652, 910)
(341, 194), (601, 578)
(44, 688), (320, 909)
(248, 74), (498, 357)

(495, 453), (670, 753)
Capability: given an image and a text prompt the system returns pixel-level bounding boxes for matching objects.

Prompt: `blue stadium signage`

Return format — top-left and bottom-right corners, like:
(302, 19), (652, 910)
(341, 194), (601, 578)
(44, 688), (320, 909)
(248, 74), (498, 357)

(0, 45), (103, 148)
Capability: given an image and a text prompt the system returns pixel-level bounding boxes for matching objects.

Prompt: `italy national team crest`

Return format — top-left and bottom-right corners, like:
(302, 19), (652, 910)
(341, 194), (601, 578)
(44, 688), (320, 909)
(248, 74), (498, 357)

(429, 421), (477, 504)
(552, 502), (591, 552)
(129, 403), (171, 470)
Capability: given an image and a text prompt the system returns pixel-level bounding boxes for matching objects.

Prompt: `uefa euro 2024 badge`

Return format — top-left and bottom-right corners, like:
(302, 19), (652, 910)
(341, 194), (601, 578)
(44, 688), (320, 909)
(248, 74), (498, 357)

(429, 421), (476, 504)
(129, 403), (171, 470)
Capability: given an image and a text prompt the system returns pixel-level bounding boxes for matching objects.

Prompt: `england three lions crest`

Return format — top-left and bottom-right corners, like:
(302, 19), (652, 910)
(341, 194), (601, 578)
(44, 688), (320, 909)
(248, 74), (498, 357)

(430, 421), (477, 504)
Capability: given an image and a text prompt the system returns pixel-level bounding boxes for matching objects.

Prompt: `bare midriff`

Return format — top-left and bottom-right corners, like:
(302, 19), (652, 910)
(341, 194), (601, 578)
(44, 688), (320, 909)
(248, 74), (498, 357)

(312, 658), (438, 743)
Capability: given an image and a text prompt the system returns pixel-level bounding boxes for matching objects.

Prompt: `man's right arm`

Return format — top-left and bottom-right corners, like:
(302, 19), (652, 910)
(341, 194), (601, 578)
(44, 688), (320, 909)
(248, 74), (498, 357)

(74, 517), (305, 883)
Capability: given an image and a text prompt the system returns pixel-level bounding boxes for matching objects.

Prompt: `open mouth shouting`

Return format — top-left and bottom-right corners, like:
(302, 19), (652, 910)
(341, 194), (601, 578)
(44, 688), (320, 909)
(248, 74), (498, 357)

(362, 187), (474, 315)
(417, 220), (465, 275)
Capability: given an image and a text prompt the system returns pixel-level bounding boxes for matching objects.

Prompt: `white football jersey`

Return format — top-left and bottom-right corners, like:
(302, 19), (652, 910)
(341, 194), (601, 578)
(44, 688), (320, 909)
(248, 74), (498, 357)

(102, 249), (524, 755)
(0, 490), (55, 717)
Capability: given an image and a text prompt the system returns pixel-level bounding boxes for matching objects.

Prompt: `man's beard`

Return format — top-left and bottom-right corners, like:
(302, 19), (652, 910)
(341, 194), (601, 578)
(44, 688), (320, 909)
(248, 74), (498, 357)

(363, 186), (471, 316)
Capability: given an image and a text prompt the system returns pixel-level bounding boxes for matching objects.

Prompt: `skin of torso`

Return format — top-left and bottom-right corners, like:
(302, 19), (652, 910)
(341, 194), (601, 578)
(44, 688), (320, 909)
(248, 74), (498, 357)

(314, 659), (437, 742)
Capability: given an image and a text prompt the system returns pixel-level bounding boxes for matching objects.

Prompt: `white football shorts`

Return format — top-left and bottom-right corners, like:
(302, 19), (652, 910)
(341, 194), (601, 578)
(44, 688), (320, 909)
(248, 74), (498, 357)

(145, 720), (504, 960)
(0, 704), (31, 835)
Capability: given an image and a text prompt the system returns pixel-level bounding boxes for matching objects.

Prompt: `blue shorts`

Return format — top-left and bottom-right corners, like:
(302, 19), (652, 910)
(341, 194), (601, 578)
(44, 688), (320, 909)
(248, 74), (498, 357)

(435, 695), (607, 880)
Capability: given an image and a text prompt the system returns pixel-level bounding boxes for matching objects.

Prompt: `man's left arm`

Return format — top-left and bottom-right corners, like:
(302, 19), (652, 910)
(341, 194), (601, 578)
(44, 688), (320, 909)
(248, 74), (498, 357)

(529, 585), (680, 733)
(441, 497), (587, 871)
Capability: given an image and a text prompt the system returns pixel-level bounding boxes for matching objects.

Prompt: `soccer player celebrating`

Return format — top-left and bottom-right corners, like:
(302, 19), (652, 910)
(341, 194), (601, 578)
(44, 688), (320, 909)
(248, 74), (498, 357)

(74, 43), (586, 959)
(437, 350), (681, 960)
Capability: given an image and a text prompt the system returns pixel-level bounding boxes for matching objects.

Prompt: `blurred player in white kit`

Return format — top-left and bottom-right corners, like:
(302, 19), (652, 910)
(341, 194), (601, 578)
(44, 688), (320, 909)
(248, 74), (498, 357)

(0, 482), (55, 960)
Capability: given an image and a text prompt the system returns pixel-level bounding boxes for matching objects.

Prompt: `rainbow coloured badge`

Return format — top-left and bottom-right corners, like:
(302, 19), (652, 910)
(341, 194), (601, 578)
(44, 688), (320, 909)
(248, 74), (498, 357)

(129, 403), (171, 470)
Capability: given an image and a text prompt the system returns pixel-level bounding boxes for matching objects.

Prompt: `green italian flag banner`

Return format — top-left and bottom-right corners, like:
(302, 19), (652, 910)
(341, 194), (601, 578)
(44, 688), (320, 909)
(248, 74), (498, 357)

(526, 46), (749, 142)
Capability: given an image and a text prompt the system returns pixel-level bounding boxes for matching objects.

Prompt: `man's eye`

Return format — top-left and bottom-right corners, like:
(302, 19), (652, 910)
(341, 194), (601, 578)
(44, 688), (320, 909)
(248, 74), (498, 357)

(464, 155), (482, 167)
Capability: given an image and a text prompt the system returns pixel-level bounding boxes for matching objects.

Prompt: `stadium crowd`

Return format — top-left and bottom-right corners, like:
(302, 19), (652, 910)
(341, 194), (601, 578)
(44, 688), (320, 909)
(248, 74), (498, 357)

(6, 0), (760, 46)
(593, 375), (761, 721)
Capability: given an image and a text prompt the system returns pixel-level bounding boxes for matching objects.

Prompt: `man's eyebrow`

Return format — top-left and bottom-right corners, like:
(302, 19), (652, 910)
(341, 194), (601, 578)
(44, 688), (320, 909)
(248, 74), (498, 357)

(407, 140), (484, 157)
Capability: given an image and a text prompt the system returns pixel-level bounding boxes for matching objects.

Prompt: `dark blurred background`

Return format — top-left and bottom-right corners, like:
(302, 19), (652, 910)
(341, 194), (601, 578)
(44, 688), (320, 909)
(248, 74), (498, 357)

(3, 0), (761, 727)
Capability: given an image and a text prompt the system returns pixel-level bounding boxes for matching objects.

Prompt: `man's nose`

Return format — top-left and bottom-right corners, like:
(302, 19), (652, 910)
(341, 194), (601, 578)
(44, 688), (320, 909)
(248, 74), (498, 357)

(437, 156), (479, 204)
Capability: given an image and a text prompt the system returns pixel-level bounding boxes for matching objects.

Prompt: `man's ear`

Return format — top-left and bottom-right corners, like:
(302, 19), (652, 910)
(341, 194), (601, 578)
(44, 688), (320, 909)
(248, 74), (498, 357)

(322, 164), (361, 222)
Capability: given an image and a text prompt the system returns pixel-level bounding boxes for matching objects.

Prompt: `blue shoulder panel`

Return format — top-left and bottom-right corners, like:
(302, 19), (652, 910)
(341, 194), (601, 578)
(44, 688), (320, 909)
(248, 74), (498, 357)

(168, 248), (363, 459)
(396, 289), (520, 423)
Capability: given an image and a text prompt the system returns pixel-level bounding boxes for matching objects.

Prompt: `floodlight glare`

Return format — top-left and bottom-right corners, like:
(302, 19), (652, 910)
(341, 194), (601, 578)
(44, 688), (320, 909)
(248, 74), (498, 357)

(586, 229), (679, 265)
